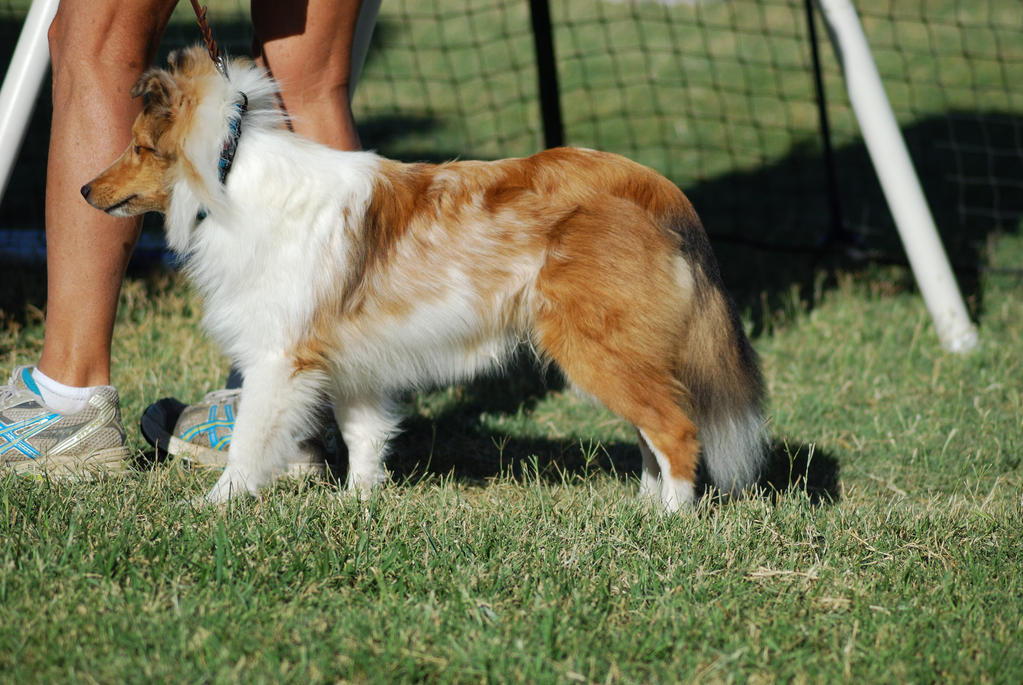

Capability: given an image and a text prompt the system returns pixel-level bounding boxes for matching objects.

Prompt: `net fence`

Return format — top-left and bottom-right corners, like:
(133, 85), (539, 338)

(1, 0), (1020, 264)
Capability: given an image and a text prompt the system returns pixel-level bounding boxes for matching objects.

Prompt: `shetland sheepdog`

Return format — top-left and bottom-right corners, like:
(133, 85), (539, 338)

(82, 46), (767, 510)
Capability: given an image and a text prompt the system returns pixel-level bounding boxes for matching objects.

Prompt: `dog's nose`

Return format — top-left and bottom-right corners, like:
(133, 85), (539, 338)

(80, 184), (91, 200)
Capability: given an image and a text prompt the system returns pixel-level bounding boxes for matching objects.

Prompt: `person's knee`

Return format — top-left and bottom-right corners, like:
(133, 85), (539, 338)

(46, 7), (78, 72)
(264, 51), (353, 103)
(48, 4), (166, 81)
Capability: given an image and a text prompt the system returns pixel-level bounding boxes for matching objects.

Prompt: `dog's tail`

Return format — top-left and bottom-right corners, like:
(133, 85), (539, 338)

(671, 211), (768, 496)
(693, 386), (767, 497)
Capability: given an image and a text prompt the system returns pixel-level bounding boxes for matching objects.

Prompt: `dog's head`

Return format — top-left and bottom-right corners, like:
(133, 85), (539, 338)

(80, 46), (261, 219)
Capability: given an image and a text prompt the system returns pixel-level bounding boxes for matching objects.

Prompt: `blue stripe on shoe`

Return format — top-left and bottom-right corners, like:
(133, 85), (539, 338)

(178, 402), (235, 452)
(21, 367), (41, 396)
(0, 412), (63, 458)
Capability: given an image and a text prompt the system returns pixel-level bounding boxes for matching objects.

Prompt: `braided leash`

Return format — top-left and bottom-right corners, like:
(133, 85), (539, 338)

(188, 0), (227, 77)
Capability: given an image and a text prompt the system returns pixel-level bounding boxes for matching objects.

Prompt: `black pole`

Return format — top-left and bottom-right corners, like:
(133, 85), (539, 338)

(529, 0), (564, 149)
(804, 0), (848, 246)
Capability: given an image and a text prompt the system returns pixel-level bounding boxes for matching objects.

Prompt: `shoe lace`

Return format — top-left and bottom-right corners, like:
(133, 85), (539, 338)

(0, 370), (20, 404)
(202, 388), (242, 403)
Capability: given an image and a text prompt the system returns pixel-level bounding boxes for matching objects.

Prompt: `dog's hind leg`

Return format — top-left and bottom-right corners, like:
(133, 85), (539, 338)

(532, 205), (702, 511)
(636, 428), (662, 500)
(536, 310), (701, 511)
(635, 424), (699, 511)
(332, 393), (401, 497)
(559, 348), (700, 511)
(205, 357), (325, 504)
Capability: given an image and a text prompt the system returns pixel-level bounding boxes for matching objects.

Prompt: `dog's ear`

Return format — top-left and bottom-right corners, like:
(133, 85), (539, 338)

(167, 46), (215, 79)
(130, 70), (174, 109)
(167, 47), (196, 72)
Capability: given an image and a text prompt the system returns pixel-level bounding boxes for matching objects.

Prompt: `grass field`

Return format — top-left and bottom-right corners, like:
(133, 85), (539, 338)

(1, 0), (1022, 682)
(1, 234), (1021, 683)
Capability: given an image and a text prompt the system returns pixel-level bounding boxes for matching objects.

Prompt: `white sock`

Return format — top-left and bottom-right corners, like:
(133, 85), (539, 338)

(30, 367), (100, 415)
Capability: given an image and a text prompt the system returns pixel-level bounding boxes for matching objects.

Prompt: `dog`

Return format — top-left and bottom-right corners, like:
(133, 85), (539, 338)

(82, 46), (768, 510)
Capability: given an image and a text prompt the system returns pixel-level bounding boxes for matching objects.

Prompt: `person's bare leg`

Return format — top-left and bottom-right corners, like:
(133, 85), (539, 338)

(38, 0), (177, 388)
(251, 0), (379, 151)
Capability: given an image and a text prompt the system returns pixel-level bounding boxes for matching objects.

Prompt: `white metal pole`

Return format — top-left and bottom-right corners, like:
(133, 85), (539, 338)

(814, 0), (978, 353)
(0, 0), (59, 203)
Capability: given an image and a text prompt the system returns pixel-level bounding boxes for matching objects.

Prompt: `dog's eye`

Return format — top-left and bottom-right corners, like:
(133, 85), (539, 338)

(134, 145), (154, 156)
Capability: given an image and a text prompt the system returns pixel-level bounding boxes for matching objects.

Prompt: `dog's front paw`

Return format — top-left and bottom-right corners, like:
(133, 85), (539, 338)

(205, 467), (259, 504)
(345, 469), (387, 500)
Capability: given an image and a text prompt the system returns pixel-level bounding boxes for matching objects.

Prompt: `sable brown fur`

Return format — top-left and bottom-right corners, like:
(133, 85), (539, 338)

(81, 47), (767, 508)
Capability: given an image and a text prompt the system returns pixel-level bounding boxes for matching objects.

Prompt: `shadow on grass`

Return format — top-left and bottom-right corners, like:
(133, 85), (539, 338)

(759, 440), (841, 506)
(339, 413), (842, 508)
(308, 351), (843, 507)
(692, 110), (1023, 332)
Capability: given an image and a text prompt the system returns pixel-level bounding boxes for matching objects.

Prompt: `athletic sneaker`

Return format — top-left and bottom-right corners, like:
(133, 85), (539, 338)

(0, 366), (131, 478)
(148, 388), (327, 477)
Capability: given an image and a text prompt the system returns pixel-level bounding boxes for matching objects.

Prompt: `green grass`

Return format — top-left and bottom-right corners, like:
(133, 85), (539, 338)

(2, 231), (1022, 682)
